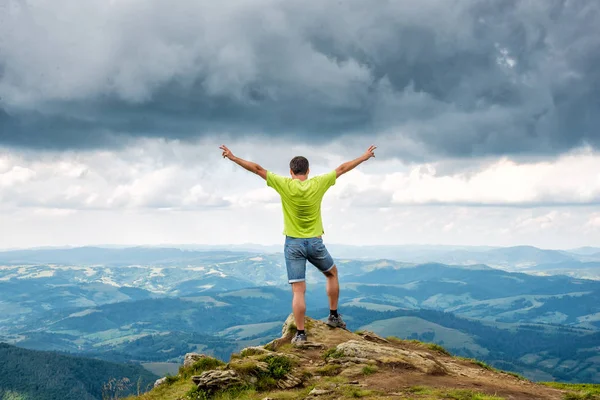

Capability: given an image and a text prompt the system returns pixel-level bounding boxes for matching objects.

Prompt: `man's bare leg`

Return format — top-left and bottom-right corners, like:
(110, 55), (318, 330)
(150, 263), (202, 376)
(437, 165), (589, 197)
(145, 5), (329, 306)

(324, 266), (339, 310)
(291, 281), (306, 331)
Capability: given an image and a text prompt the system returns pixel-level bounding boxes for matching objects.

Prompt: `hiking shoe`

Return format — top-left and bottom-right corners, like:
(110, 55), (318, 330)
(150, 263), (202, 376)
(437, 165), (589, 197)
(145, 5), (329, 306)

(326, 314), (347, 329)
(291, 332), (307, 345)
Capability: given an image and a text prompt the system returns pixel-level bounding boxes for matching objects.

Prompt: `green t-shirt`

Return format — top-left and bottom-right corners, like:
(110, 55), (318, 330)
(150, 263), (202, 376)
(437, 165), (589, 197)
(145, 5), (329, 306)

(267, 170), (336, 238)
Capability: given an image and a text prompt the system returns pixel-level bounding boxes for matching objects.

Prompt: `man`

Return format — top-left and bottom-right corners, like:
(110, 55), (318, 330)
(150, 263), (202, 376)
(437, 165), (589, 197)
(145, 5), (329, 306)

(219, 144), (377, 344)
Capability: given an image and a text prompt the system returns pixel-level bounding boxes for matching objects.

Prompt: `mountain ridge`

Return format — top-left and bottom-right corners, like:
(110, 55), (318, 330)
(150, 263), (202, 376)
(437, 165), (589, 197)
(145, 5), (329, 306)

(125, 316), (598, 400)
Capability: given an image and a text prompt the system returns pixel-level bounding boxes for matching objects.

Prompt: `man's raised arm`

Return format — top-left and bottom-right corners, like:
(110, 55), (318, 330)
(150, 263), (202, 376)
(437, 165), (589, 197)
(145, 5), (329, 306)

(335, 145), (377, 178)
(220, 145), (267, 180)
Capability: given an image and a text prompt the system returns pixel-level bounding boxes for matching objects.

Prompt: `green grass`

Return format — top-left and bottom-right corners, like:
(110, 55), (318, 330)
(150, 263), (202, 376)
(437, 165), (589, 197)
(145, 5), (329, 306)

(186, 384), (257, 400)
(229, 361), (264, 376)
(361, 365), (378, 376)
(473, 360), (494, 371)
(123, 380), (195, 400)
(406, 386), (505, 399)
(386, 335), (452, 356)
(341, 387), (375, 398)
(181, 357), (226, 379)
(541, 382), (600, 399)
(457, 357), (495, 371)
(444, 389), (505, 400)
(262, 355), (294, 379)
(427, 343), (451, 356)
(322, 347), (345, 360)
(408, 386), (435, 395)
(239, 347), (266, 358)
(316, 364), (341, 376)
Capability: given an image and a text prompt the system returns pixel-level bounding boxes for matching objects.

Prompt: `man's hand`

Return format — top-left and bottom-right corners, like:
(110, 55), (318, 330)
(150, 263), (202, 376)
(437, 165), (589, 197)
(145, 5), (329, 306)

(363, 145), (377, 160)
(335, 145), (377, 178)
(220, 145), (234, 160)
(220, 144), (267, 180)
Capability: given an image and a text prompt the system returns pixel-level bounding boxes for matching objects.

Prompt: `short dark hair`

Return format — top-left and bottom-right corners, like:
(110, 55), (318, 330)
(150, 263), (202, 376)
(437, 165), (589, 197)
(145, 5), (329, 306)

(290, 156), (309, 175)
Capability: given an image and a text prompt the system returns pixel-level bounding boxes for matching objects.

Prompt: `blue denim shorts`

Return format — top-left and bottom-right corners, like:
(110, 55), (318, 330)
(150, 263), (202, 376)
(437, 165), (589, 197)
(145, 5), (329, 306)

(284, 236), (335, 283)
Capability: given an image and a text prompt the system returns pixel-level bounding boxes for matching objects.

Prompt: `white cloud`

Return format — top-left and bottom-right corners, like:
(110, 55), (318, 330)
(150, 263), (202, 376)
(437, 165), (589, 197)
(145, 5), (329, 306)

(1, 140), (600, 249)
(333, 148), (600, 207)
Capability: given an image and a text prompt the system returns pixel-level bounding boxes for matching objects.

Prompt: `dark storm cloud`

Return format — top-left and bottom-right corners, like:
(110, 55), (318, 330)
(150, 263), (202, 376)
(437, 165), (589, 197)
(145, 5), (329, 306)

(0, 0), (599, 158)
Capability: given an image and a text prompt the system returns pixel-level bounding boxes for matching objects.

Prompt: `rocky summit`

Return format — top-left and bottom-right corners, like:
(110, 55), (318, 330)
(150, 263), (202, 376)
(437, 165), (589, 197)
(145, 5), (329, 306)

(128, 315), (593, 400)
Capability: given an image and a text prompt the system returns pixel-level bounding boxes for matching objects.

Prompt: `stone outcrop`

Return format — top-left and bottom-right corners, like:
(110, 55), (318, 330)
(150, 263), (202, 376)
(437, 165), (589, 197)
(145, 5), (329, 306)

(153, 377), (167, 388)
(333, 339), (447, 374)
(192, 370), (243, 392)
(184, 353), (207, 368)
(159, 315), (567, 400)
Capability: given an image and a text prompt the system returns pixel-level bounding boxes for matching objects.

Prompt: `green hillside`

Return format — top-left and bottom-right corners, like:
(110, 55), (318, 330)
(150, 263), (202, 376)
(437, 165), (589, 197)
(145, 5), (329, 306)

(0, 343), (157, 400)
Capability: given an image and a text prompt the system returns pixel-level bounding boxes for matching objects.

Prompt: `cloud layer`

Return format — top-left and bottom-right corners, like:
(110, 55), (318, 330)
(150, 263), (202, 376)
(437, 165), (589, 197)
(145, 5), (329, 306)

(1, 0), (599, 159)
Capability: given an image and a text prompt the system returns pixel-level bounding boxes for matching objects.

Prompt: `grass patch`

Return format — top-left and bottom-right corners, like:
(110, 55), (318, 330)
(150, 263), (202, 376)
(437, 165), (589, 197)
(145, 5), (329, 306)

(541, 382), (600, 399)
(240, 347), (267, 358)
(322, 347), (344, 360)
(181, 357), (226, 379)
(229, 361), (265, 376)
(321, 375), (348, 385)
(164, 374), (179, 385)
(255, 376), (277, 392)
(444, 389), (505, 400)
(458, 357), (496, 372)
(186, 384), (256, 400)
(315, 364), (341, 376)
(263, 355), (293, 379)
(386, 335), (452, 356)
(408, 386), (435, 395)
(342, 387), (375, 398)
(427, 343), (451, 356)
(361, 365), (378, 376)
(123, 379), (195, 400)
(405, 386), (505, 400)
(473, 360), (494, 371)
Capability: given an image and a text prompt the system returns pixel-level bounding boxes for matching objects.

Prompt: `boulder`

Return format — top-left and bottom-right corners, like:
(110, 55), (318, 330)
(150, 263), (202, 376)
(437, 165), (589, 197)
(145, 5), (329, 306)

(281, 314), (296, 338)
(240, 346), (272, 357)
(184, 353), (207, 368)
(153, 377), (167, 388)
(356, 331), (390, 344)
(192, 369), (243, 392)
(276, 373), (302, 389)
(335, 340), (443, 373)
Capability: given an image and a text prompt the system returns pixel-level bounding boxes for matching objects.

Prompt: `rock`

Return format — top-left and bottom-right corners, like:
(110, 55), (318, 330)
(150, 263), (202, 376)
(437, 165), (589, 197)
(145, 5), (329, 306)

(328, 356), (373, 365)
(276, 373), (302, 389)
(357, 331), (390, 344)
(184, 353), (207, 368)
(240, 346), (272, 357)
(335, 340), (440, 372)
(340, 365), (368, 378)
(153, 377), (168, 388)
(281, 314), (297, 338)
(228, 359), (269, 376)
(309, 388), (333, 396)
(192, 370), (243, 392)
(292, 341), (326, 349)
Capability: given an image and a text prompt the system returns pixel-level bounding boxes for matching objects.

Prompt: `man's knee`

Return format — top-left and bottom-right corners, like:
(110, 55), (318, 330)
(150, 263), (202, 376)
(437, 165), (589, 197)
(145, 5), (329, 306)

(324, 265), (338, 278)
(291, 281), (306, 293)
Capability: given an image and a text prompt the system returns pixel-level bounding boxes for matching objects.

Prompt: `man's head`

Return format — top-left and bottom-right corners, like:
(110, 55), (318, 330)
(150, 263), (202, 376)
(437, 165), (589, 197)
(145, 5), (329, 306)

(290, 156), (309, 178)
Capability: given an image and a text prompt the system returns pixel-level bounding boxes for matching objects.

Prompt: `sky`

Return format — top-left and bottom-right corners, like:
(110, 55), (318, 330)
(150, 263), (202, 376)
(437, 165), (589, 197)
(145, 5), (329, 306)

(1, 0), (599, 250)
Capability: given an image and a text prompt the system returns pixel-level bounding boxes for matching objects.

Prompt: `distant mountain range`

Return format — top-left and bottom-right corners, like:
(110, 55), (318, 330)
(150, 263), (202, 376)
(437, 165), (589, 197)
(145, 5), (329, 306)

(2, 246), (600, 386)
